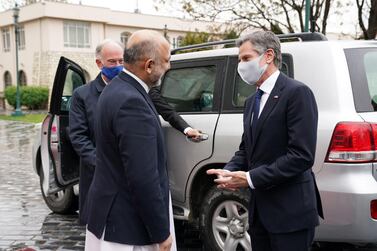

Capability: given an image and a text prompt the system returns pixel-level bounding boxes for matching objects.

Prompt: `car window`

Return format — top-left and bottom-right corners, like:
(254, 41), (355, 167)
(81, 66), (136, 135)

(161, 66), (216, 112)
(345, 48), (377, 112)
(233, 53), (293, 107)
(364, 52), (377, 110)
(61, 69), (84, 112)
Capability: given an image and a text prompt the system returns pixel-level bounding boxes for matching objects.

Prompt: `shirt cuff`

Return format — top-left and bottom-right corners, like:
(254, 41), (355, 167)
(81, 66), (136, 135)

(183, 127), (193, 135)
(246, 172), (255, 189)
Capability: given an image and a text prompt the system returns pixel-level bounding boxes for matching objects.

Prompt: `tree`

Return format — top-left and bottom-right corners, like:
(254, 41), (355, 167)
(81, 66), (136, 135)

(161, 0), (342, 35)
(179, 30), (212, 47)
(357, 0), (377, 39)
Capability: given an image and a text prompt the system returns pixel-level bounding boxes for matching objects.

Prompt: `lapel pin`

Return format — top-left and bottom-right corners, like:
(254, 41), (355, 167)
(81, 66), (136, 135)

(274, 95), (279, 99)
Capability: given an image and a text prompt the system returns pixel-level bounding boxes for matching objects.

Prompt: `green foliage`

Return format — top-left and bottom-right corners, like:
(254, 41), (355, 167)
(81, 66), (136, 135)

(0, 113), (46, 123)
(179, 30), (212, 47)
(4, 86), (17, 108)
(222, 29), (240, 40)
(176, 28), (241, 52)
(4, 86), (49, 110)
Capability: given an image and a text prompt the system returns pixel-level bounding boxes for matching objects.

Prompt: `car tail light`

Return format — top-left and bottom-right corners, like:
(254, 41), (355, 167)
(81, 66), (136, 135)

(371, 200), (377, 220)
(325, 122), (377, 163)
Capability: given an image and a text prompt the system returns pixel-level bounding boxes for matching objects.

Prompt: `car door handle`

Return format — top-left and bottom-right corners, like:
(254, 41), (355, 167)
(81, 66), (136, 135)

(186, 133), (209, 143)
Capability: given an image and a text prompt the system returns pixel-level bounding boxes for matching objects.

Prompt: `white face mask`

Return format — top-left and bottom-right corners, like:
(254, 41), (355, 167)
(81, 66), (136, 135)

(237, 53), (268, 86)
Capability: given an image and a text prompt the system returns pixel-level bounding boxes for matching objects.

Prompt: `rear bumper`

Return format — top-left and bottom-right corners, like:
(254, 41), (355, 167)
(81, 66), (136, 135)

(315, 163), (377, 243)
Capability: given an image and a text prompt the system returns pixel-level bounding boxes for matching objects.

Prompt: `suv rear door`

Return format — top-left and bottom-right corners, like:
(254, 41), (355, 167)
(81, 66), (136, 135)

(40, 57), (85, 195)
(160, 57), (226, 202)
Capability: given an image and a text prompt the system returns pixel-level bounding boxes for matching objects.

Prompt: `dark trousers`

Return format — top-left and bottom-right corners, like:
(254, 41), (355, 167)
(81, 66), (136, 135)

(249, 209), (315, 251)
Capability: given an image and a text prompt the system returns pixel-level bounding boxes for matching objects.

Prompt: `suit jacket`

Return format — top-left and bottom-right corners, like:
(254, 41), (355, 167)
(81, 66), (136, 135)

(69, 73), (105, 225)
(86, 71), (170, 245)
(225, 72), (323, 233)
(149, 86), (190, 133)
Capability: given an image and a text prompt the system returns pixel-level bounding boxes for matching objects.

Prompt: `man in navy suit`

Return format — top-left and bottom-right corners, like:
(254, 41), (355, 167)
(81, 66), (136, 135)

(69, 39), (124, 225)
(84, 30), (175, 251)
(70, 39), (200, 226)
(208, 31), (323, 251)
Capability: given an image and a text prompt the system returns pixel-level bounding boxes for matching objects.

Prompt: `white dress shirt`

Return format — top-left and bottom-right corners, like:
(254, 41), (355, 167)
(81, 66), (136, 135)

(246, 70), (280, 189)
(123, 69), (150, 93)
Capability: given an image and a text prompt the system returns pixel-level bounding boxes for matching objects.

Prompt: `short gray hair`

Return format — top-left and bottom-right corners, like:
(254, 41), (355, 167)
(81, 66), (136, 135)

(236, 31), (282, 68)
(123, 40), (160, 64)
(95, 39), (124, 59)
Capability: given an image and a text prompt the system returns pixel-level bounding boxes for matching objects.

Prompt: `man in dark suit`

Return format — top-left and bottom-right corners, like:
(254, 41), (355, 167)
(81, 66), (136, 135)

(69, 39), (124, 225)
(84, 30), (175, 251)
(70, 39), (200, 226)
(208, 31), (323, 251)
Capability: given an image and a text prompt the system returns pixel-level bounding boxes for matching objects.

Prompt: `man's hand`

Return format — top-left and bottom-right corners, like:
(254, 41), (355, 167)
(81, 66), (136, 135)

(159, 234), (172, 251)
(207, 169), (233, 190)
(207, 169), (249, 190)
(186, 128), (202, 141)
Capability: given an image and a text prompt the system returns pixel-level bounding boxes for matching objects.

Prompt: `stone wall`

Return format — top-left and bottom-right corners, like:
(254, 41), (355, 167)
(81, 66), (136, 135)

(32, 51), (98, 88)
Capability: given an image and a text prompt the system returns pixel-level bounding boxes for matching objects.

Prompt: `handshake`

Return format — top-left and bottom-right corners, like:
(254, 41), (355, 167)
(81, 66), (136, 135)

(206, 169), (250, 190)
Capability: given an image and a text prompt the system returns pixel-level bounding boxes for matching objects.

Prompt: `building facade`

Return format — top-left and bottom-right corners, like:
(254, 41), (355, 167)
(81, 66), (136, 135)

(0, 1), (218, 93)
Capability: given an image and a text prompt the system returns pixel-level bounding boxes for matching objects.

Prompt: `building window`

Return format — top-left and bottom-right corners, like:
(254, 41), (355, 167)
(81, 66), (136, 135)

(2, 28), (11, 52)
(120, 31), (131, 46)
(19, 70), (27, 86)
(177, 36), (183, 47)
(63, 21), (91, 48)
(18, 26), (25, 50)
(4, 71), (12, 87)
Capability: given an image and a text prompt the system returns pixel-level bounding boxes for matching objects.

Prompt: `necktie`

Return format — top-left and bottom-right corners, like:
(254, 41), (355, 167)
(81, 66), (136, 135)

(251, 89), (264, 132)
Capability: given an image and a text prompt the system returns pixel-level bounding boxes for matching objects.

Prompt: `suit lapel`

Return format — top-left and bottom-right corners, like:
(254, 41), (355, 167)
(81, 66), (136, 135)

(118, 72), (161, 125)
(250, 73), (286, 154)
(94, 73), (106, 93)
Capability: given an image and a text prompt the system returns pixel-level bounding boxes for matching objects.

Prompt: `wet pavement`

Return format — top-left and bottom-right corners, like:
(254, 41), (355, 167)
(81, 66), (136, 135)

(0, 120), (376, 251)
(0, 120), (202, 251)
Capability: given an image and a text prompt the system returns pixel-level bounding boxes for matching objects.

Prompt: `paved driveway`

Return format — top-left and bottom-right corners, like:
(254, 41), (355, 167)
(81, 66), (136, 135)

(0, 121), (202, 251)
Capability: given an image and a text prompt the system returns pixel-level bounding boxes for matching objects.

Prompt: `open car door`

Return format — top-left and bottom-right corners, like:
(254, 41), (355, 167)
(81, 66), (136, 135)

(40, 57), (85, 195)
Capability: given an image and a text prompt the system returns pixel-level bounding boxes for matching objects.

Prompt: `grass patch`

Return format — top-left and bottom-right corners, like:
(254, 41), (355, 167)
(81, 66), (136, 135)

(0, 113), (46, 123)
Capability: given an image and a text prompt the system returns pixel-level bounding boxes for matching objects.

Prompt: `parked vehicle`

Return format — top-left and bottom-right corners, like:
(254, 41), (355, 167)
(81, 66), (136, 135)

(32, 32), (377, 250)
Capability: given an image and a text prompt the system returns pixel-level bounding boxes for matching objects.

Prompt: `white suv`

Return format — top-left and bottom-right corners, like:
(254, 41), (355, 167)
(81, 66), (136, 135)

(32, 32), (377, 250)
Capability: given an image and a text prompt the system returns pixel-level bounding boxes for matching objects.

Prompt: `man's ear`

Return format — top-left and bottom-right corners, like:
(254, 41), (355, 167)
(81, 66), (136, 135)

(96, 58), (103, 69)
(266, 49), (275, 64)
(145, 59), (154, 74)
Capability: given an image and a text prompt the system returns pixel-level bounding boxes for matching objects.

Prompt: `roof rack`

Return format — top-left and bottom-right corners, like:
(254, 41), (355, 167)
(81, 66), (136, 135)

(171, 32), (327, 55)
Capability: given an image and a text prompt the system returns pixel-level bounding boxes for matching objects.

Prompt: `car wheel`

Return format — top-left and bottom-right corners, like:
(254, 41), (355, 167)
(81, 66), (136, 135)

(200, 186), (251, 251)
(38, 166), (78, 214)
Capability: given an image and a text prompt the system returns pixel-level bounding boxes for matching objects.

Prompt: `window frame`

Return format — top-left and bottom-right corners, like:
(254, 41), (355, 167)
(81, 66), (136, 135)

(18, 25), (25, 50)
(2, 28), (11, 52)
(120, 31), (131, 46)
(345, 47), (377, 112)
(160, 57), (227, 114)
(63, 21), (91, 48)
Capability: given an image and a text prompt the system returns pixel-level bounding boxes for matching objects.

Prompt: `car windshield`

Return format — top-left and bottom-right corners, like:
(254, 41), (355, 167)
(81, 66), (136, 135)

(345, 47), (377, 112)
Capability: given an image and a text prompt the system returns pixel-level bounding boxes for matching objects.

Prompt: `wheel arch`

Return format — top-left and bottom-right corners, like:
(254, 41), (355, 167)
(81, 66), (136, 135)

(189, 162), (226, 220)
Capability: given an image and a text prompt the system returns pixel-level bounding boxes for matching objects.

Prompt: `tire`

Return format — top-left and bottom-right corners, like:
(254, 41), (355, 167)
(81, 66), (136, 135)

(38, 166), (78, 214)
(200, 186), (251, 251)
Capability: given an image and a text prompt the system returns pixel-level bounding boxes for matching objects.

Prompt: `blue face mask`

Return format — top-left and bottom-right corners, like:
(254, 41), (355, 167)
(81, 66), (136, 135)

(101, 65), (123, 80)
